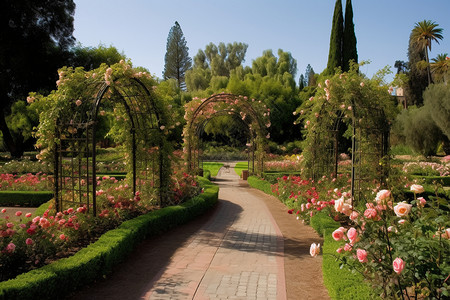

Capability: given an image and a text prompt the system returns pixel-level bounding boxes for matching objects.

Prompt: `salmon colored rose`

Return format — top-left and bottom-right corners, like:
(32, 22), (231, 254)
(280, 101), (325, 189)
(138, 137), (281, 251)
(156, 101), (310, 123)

(394, 202), (412, 218)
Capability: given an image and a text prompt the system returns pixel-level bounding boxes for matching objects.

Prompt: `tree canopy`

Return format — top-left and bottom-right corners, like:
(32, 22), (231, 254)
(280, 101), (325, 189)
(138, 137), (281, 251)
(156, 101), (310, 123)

(0, 0), (76, 157)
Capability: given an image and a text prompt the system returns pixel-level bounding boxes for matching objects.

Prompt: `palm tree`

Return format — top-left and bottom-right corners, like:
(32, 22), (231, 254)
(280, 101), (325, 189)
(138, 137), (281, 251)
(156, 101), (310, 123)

(431, 53), (449, 83)
(411, 20), (444, 85)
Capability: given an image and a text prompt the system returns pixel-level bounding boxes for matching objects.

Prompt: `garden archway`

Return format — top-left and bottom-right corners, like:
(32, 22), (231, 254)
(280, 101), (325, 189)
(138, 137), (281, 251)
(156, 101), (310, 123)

(183, 93), (270, 176)
(37, 63), (172, 215)
(297, 69), (393, 206)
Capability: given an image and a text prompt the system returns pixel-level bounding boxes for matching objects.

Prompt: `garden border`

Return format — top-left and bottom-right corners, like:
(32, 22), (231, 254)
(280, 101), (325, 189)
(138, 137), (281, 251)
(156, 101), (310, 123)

(0, 177), (218, 300)
(246, 175), (378, 299)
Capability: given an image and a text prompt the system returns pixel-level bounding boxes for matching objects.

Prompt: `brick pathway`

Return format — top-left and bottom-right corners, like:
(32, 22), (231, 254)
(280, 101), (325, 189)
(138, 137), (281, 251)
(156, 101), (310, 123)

(144, 164), (286, 300)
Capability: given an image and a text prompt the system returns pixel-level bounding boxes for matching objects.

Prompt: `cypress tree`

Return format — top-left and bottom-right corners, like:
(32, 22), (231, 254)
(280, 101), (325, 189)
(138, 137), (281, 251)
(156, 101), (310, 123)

(163, 21), (192, 89)
(326, 0), (344, 75)
(342, 0), (358, 72)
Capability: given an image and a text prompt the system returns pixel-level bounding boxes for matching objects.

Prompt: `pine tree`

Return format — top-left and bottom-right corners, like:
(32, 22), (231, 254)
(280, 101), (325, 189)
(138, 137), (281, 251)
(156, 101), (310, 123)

(342, 0), (357, 72)
(163, 21), (192, 89)
(305, 64), (315, 86)
(299, 74), (305, 90)
(326, 0), (344, 75)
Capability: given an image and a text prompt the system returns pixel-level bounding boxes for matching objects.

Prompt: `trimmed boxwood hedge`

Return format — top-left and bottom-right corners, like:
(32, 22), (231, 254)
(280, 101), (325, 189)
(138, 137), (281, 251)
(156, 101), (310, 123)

(310, 213), (380, 300)
(0, 191), (53, 207)
(0, 177), (219, 300)
(248, 175), (379, 300)
(247, 176), (275, 195)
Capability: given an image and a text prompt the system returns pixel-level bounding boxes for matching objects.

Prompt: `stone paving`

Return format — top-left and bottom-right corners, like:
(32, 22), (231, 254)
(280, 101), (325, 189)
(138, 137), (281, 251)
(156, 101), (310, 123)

(143, 164), (286, 300)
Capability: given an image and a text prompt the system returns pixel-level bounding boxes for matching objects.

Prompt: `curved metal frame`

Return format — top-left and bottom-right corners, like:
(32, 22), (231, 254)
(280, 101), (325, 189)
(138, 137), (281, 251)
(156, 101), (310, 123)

(54, 77), (166, 215)
(308, 100), (390, 206)
(186, 94), (266, 176)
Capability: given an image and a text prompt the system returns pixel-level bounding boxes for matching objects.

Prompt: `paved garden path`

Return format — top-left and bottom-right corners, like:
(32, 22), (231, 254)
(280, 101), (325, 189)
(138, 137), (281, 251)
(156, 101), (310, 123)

(68, 163), (329, 300)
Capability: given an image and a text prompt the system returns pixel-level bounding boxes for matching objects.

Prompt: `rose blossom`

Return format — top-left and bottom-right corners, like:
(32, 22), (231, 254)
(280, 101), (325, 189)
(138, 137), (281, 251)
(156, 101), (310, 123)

(59, 234), (66, 240)
(6, 243), (16, 252)
(393, 202), (412, 217)
(334, 197), (344, 212)
(393, 257), (405, 274)
(343, 243), (352, 252)
(364, 208), (377, 219)
(444, 228), (450, 239)
(310, 243), (321, 257)
(332, 228), (345, 241)
(347, 227), (358, 244)
(375, 189), (391, 204)
(356, 249), (368, 263)
(349, 211), (359, 221)
(15, 211), (22, 217)
(410, 184), (424, 194)
(417, 197), (426, 207)
(25, 213), (32, 218)
(26, 238), (33, 245)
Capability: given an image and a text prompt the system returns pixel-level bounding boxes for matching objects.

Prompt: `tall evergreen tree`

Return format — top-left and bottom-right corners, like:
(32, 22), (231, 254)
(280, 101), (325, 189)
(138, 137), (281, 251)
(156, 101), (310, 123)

(305, 64), (315, 86)
(406, 33), (428, 106)
(342, 0), (357, 72)
(299, 74), (305, 90)
(326, 0), (344, 75)
(163, 21), (192, 89)
(0, 0), (75, 157)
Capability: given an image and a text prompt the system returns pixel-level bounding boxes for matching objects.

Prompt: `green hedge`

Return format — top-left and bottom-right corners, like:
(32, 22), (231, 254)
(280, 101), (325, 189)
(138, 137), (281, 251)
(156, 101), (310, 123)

(411, 175), (450, 186)
(0, 191), (53, 207)
(247, 176), (274, 195)
(310, 213), (379, 300)
(0, 177), (219, 300)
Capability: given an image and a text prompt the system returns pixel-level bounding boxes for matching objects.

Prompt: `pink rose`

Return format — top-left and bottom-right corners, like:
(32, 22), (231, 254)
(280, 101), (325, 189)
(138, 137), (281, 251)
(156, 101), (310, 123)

(376, 189), (391, 204)
(15, 211), (22, 217)
(332, 228), (345, 241)
(310, 243), (321, 257)
(25, 213), (32, 218)
(356, 249), (368, 263)
(410, 184), (424, 194)
(26, 238), (33, 245)
(59, 234), (66, 240)
(349, 211), (359, 221)
(343, 243), (352, 252)
(417, 197), (426, 207)
(347, 227), (358, 244)
(393, 202), (412, 217)
(75, 99), (82, 106)
(1, 208), (6, 213)
(445, 228), (450, 239)
(336, 247), (343, 253)
(393, 257), (405, 274)
(6, 242), (16, 252)
(364, 208), (377, 219)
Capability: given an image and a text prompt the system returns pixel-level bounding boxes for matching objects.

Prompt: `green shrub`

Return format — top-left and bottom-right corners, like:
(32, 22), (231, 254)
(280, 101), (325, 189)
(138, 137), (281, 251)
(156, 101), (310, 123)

(0, 191), (53, 207)
(247, 176), (274, 195)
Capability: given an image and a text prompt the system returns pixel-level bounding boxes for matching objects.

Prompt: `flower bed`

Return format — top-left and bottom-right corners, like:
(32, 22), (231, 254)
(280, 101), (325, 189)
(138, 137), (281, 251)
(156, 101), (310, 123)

(249, 174), (450, 299)
(0, 177), (218, 300)
(0, 170), (201, 282)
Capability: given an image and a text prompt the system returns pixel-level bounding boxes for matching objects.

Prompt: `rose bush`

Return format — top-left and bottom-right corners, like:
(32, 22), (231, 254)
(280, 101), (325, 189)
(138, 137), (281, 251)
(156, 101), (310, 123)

(0, 168), (201, 282)
(315, 183), (450, 299)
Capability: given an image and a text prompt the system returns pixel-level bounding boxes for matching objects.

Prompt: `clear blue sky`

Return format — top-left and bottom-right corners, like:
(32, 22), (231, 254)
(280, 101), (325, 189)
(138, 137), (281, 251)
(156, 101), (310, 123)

(73, 0), (450, 83)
